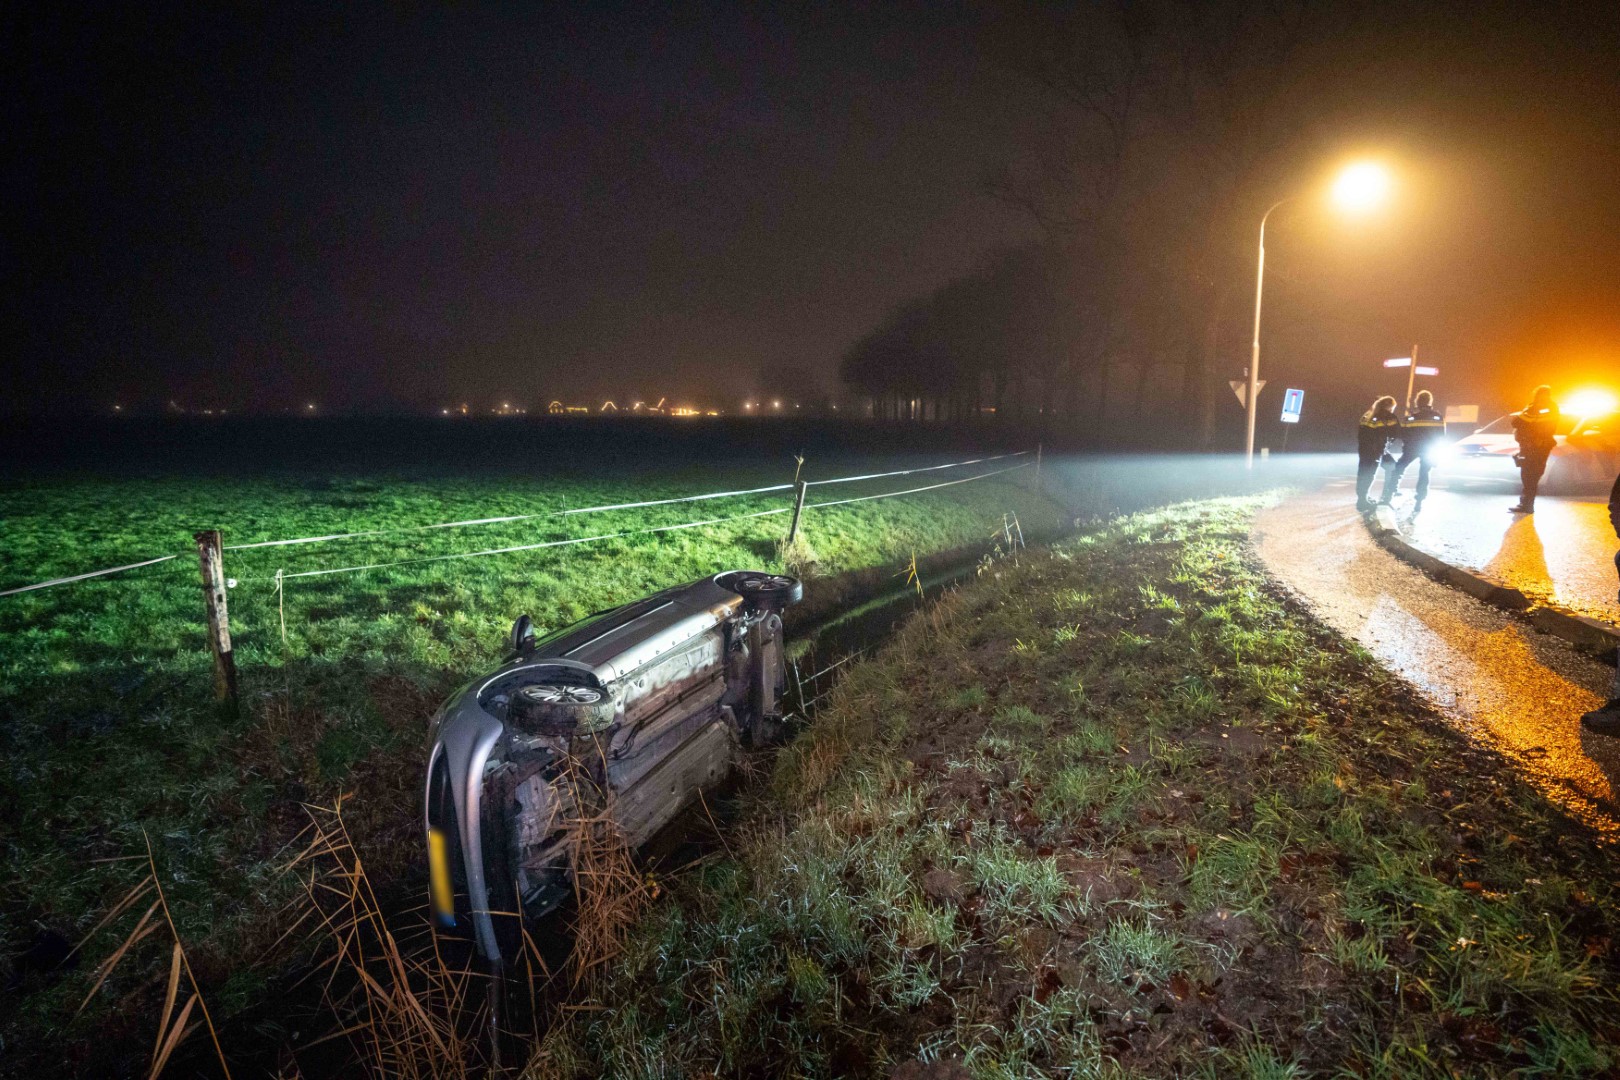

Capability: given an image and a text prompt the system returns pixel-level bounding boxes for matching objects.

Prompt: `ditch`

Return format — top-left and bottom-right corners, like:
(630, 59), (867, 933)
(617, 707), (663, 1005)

(151, 531), (1043, 1080)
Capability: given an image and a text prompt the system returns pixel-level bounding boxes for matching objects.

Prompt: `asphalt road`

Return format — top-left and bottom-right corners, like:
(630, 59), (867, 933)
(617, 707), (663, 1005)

(1255, 482), (1620, 836)
(1385, 485), (1620, 625)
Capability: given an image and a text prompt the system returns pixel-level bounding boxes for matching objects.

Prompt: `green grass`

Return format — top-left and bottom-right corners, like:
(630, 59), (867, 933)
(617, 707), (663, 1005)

(528, 497), (1620, 1079)
(0, 454), (1062, 1076)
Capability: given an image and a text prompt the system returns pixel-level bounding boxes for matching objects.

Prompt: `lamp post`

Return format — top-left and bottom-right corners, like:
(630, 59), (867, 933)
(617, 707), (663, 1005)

(1245, 198), (1290, 470)
(1244, 161), (1392, 469)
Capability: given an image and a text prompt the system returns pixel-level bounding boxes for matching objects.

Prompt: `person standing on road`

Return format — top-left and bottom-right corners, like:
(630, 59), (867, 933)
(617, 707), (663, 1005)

(1509, 385), (1560, 513)
(1356, 395), (1399, 512)
(1580, 471), (1620, 735)
(1381, 389), (1446, 509)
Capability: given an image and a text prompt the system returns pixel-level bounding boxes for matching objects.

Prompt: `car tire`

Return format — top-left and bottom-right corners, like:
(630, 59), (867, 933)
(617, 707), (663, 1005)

(718, 571), (803, 612)
(508, 679), (616, 735)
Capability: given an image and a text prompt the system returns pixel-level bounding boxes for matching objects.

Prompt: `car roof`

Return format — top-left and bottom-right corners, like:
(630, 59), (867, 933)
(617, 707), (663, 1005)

(1466, 411), (1590, 438)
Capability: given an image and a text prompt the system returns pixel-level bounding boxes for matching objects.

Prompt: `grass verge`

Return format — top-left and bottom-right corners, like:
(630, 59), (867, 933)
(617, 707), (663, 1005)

(530, 496), (1620, 1079)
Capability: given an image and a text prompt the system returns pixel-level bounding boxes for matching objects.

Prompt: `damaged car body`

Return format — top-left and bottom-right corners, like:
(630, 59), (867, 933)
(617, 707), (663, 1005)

(424, 570), (802, 968)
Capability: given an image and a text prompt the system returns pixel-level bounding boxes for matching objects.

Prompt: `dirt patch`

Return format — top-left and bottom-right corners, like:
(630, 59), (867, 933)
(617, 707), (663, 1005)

(922, 868), (967, 904)
(1057, 853), (1137, 905)
(889, 1058), (972, 1080)
(1182, 724), (1268, 757)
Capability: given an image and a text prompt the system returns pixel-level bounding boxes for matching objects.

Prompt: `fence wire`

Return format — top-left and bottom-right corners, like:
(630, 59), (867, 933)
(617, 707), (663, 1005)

(806, 461), (1031, 509)
(275, 507), (791, 582)
(803, 450), (1027, 487)
(222, 481), (797, 551)
(1, 449), (1036, 596)
(0, 554), (182, 598)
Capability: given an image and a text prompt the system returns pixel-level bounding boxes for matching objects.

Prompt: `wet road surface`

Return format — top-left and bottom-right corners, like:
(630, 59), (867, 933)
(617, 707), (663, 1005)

(1255, 481), (1620, 836)
(1383, 485), (1620, 625)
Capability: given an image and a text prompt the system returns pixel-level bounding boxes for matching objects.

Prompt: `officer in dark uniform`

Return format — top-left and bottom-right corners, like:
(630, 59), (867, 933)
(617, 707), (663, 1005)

(1509, 385), (1560, 513)
(1380, 389), (1446, 509)
(1579, 470), (1620, 735)
(1356, 395), (1399, 511)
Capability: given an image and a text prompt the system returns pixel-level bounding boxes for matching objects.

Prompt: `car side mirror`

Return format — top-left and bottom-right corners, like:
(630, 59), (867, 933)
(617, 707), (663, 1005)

(510, 614), (535, 654)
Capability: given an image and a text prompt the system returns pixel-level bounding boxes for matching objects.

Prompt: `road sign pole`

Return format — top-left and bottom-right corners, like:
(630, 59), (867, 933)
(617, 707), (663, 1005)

(1246, 224), (1266, 470)
(1405, 343), (1418, 410)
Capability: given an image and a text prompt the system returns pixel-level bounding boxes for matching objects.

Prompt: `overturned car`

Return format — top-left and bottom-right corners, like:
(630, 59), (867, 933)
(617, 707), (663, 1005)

(424, 570), (802, 968)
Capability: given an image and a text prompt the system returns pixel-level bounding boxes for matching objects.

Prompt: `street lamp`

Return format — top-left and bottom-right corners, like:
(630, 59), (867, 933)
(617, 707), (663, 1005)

(1245, 160), (1392, 469)
(1331, 162), (1392, 214)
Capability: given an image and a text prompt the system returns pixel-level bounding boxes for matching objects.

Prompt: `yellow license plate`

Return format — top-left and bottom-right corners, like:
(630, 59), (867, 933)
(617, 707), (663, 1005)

(428, 827), (455, 926)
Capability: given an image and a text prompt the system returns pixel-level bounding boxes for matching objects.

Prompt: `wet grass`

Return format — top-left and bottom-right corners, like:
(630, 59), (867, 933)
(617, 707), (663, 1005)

(530, 497), (1620, 1078)
(0, 454), (1061, 1077)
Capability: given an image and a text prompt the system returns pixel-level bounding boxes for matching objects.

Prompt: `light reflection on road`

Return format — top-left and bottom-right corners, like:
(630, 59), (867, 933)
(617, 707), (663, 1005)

(1257, 484), (1620, 837)
(1392, 488), (1619, 624)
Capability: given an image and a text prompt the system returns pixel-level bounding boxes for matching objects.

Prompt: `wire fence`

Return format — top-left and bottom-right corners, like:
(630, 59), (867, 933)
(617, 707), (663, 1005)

(220, 480), (800, 551)
(0, 450), (1036, 598)
(0, 554), (183, 597)
(274, 506), (792, 582)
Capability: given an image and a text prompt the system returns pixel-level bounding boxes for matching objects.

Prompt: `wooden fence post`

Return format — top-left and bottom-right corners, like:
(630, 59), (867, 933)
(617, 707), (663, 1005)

(786, 479), (809, 544)
(195, 530), (239, 713)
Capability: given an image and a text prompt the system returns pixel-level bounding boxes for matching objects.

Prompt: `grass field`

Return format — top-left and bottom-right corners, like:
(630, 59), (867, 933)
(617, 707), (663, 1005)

(532, 498), (1620, 1078)
(0, 449), (1063, 1076)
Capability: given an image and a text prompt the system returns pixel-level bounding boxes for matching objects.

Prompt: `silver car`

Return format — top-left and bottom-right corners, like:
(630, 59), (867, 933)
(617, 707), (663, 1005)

(424, 570), (802, 968)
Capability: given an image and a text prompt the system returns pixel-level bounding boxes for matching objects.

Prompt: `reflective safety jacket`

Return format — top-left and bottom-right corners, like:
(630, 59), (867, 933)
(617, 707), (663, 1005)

(1399, 405), (1446, 451)
(1512, 404), (1560, 454)
(1358, 411), (1399, 458)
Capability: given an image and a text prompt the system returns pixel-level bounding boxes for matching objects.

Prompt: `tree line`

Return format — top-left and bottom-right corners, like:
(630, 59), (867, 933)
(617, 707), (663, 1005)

(839, 2), (1408, 447)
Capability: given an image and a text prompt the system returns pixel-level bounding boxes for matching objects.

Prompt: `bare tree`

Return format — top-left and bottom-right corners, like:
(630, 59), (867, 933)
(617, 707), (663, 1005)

(983, 0), (1339, 445)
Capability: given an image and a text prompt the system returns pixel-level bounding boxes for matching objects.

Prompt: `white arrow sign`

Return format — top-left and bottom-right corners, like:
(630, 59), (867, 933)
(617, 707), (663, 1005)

(1229, 379), (1265, 407)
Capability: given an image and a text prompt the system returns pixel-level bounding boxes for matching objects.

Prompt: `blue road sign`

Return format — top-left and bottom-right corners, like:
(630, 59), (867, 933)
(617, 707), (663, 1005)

(1280, 388), (1304, 424)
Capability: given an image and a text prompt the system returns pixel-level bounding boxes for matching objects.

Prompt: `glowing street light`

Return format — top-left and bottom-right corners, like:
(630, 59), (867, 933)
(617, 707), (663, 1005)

(1245, 160), (1394, 469)
(1331, 161), (1392, 215)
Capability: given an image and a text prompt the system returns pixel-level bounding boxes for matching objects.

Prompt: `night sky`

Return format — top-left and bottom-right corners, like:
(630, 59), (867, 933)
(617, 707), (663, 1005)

(7, 2), (1620, 418)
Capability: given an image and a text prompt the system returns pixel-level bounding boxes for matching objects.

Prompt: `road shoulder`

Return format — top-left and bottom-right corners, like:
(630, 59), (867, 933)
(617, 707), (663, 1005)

(1365, 504), (1620, 658)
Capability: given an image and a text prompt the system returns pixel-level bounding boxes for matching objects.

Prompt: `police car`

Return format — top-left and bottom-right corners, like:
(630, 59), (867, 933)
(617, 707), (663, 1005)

(1446, 397), (1618, 493)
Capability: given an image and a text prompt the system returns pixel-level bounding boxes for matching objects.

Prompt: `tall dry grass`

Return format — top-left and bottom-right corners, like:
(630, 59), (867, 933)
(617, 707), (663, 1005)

(553, 746), (654, 990)
(76, 834), (232, 1079)
(285, 798), (483, 1079)
(83, 764), (656, 1080)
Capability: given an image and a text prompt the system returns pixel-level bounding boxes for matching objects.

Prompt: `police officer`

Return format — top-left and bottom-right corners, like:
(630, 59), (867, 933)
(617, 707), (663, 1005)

(1380, 389), (1445, 509)
(1509, 385), (1560, 513)
(1579, 470), (1620, 735)
(1356, 395), (1399, 512)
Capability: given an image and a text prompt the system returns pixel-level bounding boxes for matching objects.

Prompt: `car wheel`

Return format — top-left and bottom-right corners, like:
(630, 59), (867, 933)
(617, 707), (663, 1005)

(718, 571), (803, 611)
(509, 679), (616, 735)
